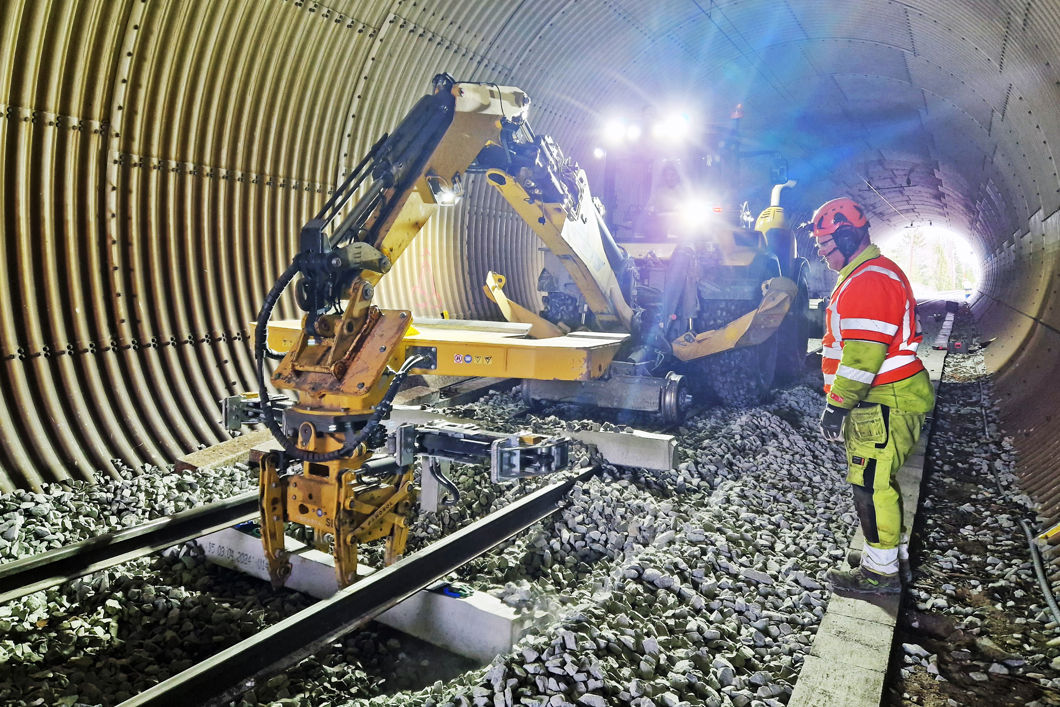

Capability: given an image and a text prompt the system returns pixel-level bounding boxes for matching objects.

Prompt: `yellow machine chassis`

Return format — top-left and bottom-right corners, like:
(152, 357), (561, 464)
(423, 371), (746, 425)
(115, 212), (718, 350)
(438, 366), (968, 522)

(267, 316), (628, 382)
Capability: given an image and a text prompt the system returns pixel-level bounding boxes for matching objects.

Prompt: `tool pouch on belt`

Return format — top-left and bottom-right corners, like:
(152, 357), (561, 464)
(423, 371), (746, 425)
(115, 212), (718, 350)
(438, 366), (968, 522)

(844, 403), (891, 487)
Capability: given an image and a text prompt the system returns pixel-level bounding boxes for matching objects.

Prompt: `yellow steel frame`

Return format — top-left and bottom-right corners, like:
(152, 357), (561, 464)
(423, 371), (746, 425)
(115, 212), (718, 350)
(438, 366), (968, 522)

(267, 317), (627, 383)
(485, 168), (634, 332)
(482, 271), (565, 339)
(360, 83), (532, 287)
(255, 81), (631, 590)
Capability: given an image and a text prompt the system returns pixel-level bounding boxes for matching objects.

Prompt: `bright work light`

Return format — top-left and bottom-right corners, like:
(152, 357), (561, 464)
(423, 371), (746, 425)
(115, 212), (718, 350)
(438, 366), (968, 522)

(652, 112), (692, 144)
(602, 118), (627, 145)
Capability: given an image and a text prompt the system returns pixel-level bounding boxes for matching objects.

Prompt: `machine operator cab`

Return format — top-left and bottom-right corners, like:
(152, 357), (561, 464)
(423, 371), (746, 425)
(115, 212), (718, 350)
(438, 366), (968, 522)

(598, 109), (747, 247)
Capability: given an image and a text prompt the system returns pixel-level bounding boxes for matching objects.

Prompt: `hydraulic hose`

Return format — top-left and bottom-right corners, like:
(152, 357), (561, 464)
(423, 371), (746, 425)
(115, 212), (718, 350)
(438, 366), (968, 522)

(253, 259), (425, 464)
(970, 379), (1060, 628)
(254, 260), (327, 462)
(426, 458), (461, 507)
(1020, 519), (1060, 628)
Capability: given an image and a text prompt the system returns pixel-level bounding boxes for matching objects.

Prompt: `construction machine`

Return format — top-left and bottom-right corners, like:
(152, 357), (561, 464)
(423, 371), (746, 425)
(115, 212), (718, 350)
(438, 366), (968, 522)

(588, 109), (811, 405)
(224, 74), (809, 589)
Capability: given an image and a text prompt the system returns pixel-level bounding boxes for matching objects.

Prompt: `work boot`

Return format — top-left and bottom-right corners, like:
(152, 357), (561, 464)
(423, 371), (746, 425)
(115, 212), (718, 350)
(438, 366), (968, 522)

(847, 549), (913, 584)
(826, 566), (901, 596)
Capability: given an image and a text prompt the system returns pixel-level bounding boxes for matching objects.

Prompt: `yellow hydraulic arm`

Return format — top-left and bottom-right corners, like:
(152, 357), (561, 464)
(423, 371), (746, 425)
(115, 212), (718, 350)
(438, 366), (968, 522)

(240, 74), (802, 591)
(484, 165), (634, 332)
(245, 75), (585, 590)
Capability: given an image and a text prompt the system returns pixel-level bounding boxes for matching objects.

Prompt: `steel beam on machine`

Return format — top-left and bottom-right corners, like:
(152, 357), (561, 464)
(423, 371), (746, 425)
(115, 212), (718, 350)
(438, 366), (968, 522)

(266, 317), (628, 382)
(383, 406), (676, 471)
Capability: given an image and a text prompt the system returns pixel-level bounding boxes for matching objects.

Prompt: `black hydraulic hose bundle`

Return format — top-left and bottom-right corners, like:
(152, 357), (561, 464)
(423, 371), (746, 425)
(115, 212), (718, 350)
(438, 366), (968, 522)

(321, 132), (389, 248)
(1020, 519), (1060, 628)
(254, 260), (322, 463)
(426, 459), (461, 507)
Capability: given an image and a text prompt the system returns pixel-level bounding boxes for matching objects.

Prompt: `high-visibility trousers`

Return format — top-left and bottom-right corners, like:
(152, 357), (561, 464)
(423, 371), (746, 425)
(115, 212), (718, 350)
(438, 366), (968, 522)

(843, 403), (926, 551)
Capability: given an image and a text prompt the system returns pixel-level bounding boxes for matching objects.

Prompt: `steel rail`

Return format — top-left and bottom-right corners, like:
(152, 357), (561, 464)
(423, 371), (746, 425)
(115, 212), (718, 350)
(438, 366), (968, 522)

(0, 490), (259, 604)
(122, 465), (599, 707)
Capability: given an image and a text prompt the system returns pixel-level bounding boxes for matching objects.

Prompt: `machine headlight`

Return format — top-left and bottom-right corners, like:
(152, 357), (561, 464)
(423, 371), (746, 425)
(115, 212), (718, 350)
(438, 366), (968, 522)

(603, 118), (628, 145)
(652, 112), (692, 144)
(426, 172), (463, 205)
(676, 195), (722, 231)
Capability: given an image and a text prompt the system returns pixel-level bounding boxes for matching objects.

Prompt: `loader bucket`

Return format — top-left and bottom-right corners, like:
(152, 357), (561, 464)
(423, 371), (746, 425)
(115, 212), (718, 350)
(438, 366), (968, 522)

(670, 276), (798, 362)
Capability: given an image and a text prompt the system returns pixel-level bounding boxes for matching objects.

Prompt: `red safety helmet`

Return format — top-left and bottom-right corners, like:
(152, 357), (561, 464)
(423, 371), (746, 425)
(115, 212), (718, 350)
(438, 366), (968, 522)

(811, 198), (868, 238)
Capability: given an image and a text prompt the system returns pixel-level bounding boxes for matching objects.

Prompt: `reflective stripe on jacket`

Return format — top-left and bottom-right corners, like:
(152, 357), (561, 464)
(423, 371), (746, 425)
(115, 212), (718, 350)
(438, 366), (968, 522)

(822, 245), (926, 398)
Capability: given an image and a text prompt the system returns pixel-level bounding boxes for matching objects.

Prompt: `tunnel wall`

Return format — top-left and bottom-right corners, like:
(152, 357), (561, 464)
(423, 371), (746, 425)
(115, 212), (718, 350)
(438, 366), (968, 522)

(976, 209), (1060, 528)
(0, 0), (549, 490)
(3, 0), (1060, 508)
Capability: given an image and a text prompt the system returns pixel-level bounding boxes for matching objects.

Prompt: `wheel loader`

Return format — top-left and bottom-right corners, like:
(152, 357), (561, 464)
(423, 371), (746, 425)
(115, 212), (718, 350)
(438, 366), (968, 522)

(585, 111), (812, 407)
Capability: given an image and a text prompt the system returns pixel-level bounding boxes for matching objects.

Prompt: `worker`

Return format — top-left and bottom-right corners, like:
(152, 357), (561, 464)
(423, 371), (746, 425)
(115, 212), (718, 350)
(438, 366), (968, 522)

(811, 197), (935, 596)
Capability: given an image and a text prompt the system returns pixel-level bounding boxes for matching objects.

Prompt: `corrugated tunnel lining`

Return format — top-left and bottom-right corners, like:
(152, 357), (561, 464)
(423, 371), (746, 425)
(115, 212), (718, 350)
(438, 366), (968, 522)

(1, 0), (1059, 510)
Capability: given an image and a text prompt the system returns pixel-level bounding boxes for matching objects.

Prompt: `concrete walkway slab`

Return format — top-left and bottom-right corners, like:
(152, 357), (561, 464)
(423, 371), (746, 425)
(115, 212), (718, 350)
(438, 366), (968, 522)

(796, 655), (886, 706)
(811, 611), (901, 670)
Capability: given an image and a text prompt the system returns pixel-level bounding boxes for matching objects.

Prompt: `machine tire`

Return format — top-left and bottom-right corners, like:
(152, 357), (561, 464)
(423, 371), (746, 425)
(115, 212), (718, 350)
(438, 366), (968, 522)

(775, 265), (810, 385)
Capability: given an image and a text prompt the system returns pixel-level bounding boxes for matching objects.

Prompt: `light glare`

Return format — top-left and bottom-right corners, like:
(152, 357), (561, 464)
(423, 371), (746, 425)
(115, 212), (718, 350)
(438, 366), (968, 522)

(603, 119), (627, 145)
(877, 225), (982, 298)
(677, 196), (715, 230)
(653, 112), (692, 144)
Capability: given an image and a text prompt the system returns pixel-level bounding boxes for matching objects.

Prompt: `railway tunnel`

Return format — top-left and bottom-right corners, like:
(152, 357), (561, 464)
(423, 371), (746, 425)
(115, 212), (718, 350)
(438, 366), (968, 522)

(2, 1), (1060, 705)
(2, 0), (1057, 493)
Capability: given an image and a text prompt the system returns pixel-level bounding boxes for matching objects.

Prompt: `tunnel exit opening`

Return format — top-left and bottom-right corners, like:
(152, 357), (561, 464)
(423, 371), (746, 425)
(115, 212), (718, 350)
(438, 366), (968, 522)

(876, 226), (983, 301)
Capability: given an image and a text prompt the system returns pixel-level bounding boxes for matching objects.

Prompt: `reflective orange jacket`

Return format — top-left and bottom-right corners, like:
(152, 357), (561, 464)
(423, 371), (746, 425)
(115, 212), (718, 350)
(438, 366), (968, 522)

(822, 245), (926, 403)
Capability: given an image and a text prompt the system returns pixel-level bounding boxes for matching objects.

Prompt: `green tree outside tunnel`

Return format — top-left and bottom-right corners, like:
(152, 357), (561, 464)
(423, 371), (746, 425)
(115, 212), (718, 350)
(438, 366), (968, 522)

(878, 227), (980, 296)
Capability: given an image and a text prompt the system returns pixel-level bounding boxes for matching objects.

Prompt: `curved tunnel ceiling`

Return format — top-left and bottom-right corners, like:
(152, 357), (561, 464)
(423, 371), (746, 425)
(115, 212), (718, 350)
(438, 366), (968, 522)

(1, 0), (1058, 493)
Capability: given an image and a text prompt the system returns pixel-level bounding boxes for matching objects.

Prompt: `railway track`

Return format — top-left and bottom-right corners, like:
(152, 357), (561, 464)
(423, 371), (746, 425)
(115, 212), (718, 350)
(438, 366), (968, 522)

(123, 465), (596, 706)
(0, 378), (682, 704)
(0, 461), (598, 706)
(4, 307), (1051, 707)
(0, 349), (844, 706)
(0, 491), (259, 605)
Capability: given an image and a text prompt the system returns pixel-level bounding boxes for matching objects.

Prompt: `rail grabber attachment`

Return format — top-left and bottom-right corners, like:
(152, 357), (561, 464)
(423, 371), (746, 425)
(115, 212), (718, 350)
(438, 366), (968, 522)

(258, 441), (416, 590)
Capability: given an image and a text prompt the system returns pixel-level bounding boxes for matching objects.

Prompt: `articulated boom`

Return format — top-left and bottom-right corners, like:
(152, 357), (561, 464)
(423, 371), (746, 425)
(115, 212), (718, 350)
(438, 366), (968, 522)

(234, 74), (807, 588)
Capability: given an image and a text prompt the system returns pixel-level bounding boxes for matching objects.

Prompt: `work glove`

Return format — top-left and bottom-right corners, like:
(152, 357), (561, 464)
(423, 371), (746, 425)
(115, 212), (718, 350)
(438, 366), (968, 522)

(819, 403), (849, 442)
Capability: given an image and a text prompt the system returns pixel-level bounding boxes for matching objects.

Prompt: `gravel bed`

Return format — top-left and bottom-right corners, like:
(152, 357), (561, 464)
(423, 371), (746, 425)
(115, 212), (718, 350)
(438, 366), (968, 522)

(0, 463), (317, 704)
(239, 380), (855, 707)
(884, 307), (1060, 706)
(0, 463), (254, 562)
(0, 379), (852, 706)
(3, 307), (1060, 705)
